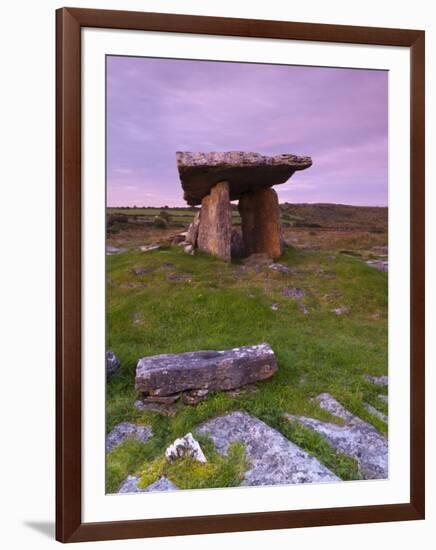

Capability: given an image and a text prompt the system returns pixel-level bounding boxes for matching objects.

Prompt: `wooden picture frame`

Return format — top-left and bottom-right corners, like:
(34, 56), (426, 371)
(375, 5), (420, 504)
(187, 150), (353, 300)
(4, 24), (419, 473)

(56, 6), (425, 543)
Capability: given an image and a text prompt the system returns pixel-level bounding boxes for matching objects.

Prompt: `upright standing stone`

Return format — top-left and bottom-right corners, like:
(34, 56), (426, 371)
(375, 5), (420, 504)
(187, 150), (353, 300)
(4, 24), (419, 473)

(239, 187), (282, 259)
(186, 211), (201, 246)
(197, 181), (232, 261)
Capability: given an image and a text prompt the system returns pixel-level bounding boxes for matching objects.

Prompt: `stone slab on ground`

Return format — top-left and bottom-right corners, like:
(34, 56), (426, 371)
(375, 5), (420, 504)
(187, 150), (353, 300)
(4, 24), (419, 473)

(366, 260), (388, 272)
(135, 343), (277, 397)
(106, 245), (127, 255)
(364, 374), (388, 387)
(196, 411), (339, 486)
(176, 151), (312, 205)
(106, 422), (153, 453)
(118, 475), (179, 494)
(286, 393), (388, 479)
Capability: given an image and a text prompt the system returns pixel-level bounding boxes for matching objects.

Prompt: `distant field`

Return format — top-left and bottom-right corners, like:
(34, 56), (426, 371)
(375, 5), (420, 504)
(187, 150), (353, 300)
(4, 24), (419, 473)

(107, 204), (387, 232)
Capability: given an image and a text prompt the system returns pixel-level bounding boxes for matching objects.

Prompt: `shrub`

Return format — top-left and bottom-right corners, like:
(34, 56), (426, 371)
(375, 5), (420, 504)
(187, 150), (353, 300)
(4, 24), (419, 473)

(153, 215), (168, 229)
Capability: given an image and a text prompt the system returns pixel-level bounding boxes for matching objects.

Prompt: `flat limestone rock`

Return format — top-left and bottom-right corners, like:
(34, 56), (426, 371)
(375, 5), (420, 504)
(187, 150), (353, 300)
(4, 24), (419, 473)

(364, 374), (388, 387)
(177, 151), (312, 205)
(196, 411), (339, 486)
(366, 259), (388, 272)
(118, 475), (179, 494)
(106, 422), (153, 453)
(135, 343), (277, 397)
(286, 393), (388, 479)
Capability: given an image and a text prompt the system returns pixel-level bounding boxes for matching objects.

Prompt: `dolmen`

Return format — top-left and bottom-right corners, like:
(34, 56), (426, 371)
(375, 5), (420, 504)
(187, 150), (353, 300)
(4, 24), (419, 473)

(176, 151), (312, 261)
(135, 343), (277, 406)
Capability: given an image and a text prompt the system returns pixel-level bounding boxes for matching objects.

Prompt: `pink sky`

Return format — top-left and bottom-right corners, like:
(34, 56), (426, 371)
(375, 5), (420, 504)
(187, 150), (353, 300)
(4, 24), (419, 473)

(107, 56), (388, 207)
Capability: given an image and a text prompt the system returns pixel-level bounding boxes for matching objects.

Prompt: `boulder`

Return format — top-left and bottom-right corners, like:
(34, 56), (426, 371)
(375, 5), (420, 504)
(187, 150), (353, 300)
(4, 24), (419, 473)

(239, 187), (283, 259)
(106, 351), (120, 380)
(176, 151), (312, 206)
(135, 343), (277, 397)
(197, 181), (232, 261)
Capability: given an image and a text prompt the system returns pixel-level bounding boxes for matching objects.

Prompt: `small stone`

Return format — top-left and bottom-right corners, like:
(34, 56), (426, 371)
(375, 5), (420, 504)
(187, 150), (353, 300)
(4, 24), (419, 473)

(167, 272), (192, 282)
(365, 374), (388, 387)
(366, 260), (388, 272)
(331, 307), (349, 315)
(106, 351), (120, 380)
(184, 244), (194, 254)
(182, 388), (209, 405)
(139, 244), (161, 252)
(165, 433), (207, 463)
(282, 287), (305, 300)
(106, 245), (127, 255)
(268, 263), (294, 274)
(271, 303), (280, 311)
(132, 267), (154, 275)
(299, 303), (309, 315)
(106, 422), (152, 453)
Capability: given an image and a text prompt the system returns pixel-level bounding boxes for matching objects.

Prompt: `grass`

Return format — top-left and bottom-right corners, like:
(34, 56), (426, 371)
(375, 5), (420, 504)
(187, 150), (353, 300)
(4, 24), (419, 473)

(106, 228), (388, 493)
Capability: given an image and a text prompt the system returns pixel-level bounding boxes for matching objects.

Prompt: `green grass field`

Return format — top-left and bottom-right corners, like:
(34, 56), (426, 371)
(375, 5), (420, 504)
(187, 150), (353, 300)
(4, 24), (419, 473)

(106, 237), (388, 493)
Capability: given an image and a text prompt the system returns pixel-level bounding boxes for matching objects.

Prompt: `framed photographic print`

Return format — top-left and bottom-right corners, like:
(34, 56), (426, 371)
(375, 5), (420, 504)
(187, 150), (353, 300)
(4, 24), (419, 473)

(56, 7), (425, 543)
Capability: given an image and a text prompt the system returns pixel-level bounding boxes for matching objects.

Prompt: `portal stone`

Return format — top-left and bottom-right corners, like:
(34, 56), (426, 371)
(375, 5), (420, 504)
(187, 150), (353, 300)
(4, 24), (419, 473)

(239, 187), (282, 259)
(197, 181), (232, 261)
(186, 211), (201, 246)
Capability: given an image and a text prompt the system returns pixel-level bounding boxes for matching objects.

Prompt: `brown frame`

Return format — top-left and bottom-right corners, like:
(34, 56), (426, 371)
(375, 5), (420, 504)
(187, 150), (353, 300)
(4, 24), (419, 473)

(56, 6), (425, 543)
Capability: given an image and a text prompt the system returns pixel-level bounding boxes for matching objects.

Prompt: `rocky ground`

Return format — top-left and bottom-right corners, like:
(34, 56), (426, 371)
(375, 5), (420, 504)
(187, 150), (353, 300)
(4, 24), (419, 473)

(105, 215), (388, 494)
